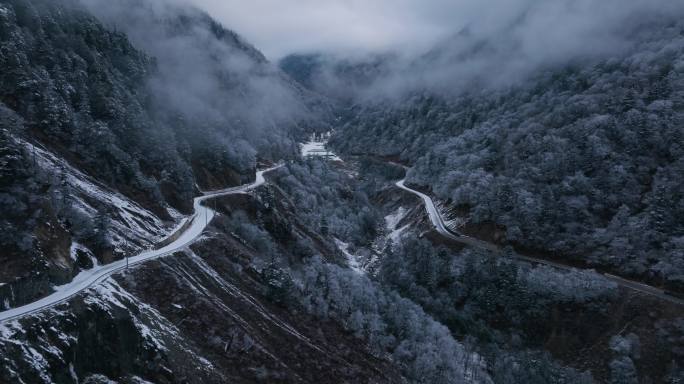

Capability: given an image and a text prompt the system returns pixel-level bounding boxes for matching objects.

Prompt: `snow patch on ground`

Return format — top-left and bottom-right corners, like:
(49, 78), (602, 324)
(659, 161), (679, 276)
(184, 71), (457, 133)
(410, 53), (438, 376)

(85, 280), (173, 351)
(69, 242), (98, 267)
(385, 207), (406, 229)
(166, 206), (186, 222)
(0, 320), (21, 339)
(389, 224), (410, 244)
(83, 280), (128, 313)
(21, 140), (184, 255)
(25, 346), (51, 382)
(335, 239), (364, 274)
(83, 375), (117, 384)
(50, 326), (76, 345)
(68, 363), (79, 383)
(385, 207), (410, 245)
(130, 377), (155, 384)
(0, 321), (55, 384)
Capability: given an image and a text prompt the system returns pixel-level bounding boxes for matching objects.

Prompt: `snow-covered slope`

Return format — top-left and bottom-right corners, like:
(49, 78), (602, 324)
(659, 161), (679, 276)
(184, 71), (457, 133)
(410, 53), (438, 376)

(0, 165), (282, 323)
(0, 170), (404, 384)
(26, 140), (173, 254)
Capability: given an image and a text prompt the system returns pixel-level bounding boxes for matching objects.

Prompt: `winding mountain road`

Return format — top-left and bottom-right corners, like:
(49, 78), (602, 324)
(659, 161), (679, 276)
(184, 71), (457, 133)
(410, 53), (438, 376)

(396, 179), (499, 252)
(396, 178), (684, 306)
(0, 165), (283, 324)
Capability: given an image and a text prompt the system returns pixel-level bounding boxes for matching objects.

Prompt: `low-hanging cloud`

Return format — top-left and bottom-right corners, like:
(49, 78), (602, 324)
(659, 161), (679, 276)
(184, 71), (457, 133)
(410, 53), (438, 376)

(180, 0), (684, 98)
(334, 0), (684, 98)
(79, 0), (329, 168)
(405, 0), (684, 92)
(82, 0), (307, 121)
(182, 0), (483, 60)
(82, 0), (684, 102)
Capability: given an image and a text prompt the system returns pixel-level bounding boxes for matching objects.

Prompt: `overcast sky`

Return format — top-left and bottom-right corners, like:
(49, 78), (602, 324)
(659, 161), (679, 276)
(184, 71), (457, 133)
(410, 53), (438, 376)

(183, 0), (488, 60)
(182, 0), (684, 79)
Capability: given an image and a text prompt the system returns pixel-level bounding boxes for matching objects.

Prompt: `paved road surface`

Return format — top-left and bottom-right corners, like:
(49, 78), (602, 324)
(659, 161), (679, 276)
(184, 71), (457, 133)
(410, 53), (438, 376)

(0, 165), (283, 323)
(396, 178), (684, 306)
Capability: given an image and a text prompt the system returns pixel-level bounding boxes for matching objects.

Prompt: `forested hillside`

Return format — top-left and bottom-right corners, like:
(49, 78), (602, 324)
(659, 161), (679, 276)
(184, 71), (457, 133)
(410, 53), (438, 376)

(332, 17), (684, 291)
(0, 0), (325, 306)
(279, 52), (394, 102)
(2, 0), (684, 383)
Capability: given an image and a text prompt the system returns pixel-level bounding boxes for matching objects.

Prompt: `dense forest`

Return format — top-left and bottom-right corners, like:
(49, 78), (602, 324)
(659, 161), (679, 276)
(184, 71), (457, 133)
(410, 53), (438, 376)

(331, 17), (684, 291)
(245, 160), (593, 383)
(252, 158), (684, 383)
(2, 0), (684, 383)
(0, 0), (326, 303)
